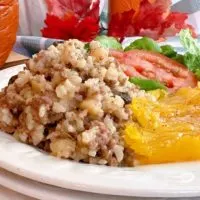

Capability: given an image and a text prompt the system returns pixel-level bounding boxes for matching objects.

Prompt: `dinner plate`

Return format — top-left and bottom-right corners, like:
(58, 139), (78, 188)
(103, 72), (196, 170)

(0, 168), (146, 200)
(0, 184), (34, 200)
(1, 126), (200, 198)
(2, 128), (200, 198)
(0, 40), (200, 198)
(0, 169), (198, 200)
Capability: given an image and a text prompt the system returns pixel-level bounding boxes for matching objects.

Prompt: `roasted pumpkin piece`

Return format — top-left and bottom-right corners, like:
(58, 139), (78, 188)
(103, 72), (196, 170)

(124, 87), (200, 165)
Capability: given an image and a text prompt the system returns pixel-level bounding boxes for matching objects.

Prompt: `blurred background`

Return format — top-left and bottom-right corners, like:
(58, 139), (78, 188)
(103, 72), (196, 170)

(18, 0), (200, 36)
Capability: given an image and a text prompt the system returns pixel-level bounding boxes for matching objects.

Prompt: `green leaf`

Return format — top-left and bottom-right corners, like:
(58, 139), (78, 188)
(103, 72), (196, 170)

(179, 29), (200, 55)
(160, 45), (185, 65)
(95, 35), (122, 50)
(172, 54), (185, 64)
(124, 37), (162, 53)
(179, 29), (200, 79)
(183, 52), (200, 72)
(195, 69), (200, 80)
(161, 45), (177, 57)
(129, 77), (167, 91)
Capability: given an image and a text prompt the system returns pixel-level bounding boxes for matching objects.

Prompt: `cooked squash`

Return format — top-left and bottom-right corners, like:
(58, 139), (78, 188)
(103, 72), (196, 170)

(124, 88), (200, 165)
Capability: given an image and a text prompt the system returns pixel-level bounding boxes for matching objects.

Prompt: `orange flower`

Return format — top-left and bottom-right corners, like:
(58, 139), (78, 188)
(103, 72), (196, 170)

(110, 0), (157, 16)
(110, 0), (141, 15)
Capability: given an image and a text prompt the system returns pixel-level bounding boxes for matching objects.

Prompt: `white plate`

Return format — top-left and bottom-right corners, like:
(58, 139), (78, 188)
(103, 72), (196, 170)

(1, 129), (200, 198)
(1, 169), (199, 200)
(0, 168), (149, 200)
(0, 42), (200, 198)
(0, 184), (34, 200)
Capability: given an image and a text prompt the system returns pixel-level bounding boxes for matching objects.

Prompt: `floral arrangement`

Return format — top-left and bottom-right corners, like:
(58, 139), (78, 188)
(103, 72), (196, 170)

(41, 0), (195, 41)
(41, 0), (100, 41)
(108, 0), (196, 40)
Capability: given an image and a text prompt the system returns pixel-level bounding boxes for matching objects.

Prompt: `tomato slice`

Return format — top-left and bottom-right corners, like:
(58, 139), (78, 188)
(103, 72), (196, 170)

(110, 49), (197, 91)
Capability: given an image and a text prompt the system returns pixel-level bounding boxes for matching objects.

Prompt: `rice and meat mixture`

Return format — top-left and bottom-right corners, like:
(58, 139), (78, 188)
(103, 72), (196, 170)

(0, 40), (140, 166)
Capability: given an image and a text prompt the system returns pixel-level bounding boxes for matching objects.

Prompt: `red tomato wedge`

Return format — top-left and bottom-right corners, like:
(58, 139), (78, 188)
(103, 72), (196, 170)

(110, 50), (197, 91)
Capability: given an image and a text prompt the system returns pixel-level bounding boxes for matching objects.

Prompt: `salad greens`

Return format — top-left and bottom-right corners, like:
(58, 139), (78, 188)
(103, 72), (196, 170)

(171, 54), (185, 64)
(160, 45), (177, 57)
(124, 36), (185, 63)
(95, 35), (122, 50)
(124, 36), (186, 62)
(183, 52), (200, 78)
(160, 45), (184, 64)
(124, 29), (200, 79)
(180, 29), (200, 55)
(179, 29), (200, 78)
(92, 29), (200, 85)
(85, 35), (122, 51)
(124, 37), (162, 53)
(129, 78), (167, 91)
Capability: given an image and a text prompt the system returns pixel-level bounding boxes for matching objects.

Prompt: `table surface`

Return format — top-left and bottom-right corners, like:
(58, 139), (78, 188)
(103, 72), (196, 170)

(2, 51), (28, 70)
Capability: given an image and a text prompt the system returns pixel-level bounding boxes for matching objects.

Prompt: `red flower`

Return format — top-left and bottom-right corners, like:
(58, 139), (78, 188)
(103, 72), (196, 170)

(108, 0), (195, 40)
(108, 10), (136, 40)
(72, 17), (100, 41)
(160, 12), (196, 37)
(45, 0), (99, 19)
(42, 0), (100, 41)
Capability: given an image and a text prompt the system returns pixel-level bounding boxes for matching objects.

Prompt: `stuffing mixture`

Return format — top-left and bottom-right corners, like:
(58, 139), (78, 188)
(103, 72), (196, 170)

(0, 40), (145, 166)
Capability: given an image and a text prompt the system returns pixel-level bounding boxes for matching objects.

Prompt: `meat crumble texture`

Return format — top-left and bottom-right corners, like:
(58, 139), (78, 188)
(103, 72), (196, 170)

(0, 40), (144, 166)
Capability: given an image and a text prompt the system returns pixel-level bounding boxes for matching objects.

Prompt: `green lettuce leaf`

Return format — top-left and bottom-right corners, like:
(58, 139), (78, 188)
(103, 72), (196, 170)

(129, 77), (167, 91)
(124, 37), (162, 53)
(95, 35), (122, 50)
(172, 54), (185, 64)
(179, 29), (200, 79)
(179, 29), (200, 55)
(183, 52), (200, 72)
(160, 45), (184, 64)
(194, 69), (200, 79)
(161, 45), (177, 57)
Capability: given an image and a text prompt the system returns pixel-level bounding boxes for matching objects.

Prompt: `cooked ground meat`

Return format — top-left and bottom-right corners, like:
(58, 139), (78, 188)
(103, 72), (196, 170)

(0, 39), (143, 166)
